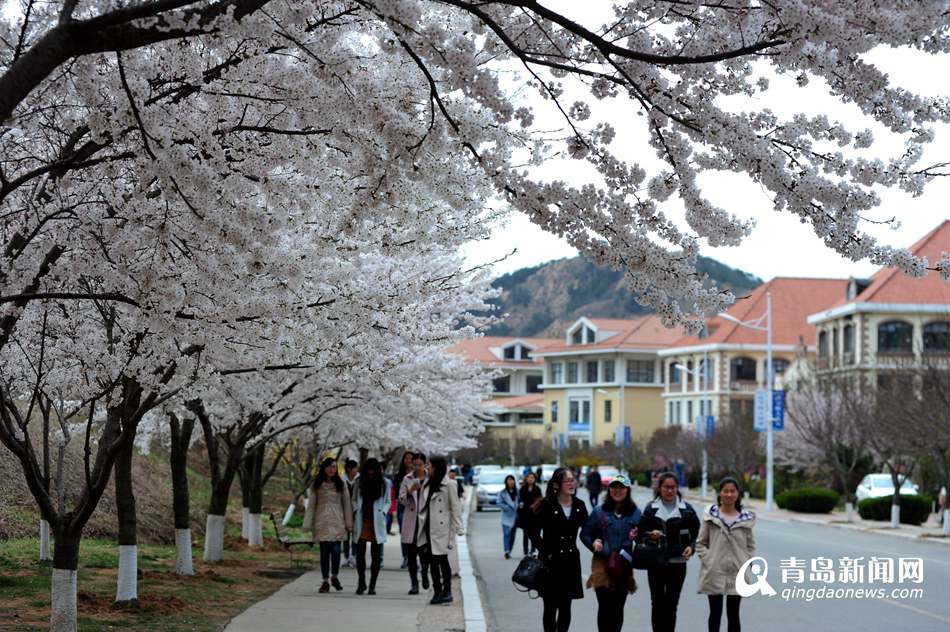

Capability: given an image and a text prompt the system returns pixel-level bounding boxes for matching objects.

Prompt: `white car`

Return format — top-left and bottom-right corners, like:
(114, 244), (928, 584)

(476, 469), (520, 511)
(539, 463), (558, 484)
(472, 464), (503, 485)
(855, 474), (919, 502)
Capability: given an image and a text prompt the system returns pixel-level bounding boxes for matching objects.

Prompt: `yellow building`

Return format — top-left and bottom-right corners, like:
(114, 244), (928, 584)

(658, 277), (849, 428)
(807, 221), (950, 377)
(534, 316), (683, 449)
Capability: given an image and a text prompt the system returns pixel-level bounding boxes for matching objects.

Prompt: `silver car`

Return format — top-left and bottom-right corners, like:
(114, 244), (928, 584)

(476, 470), (520, 511)
(855, 473), (918, 502)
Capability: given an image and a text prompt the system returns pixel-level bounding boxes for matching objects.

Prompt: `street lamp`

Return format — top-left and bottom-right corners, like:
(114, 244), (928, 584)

(718, 292), (774, 511)
(674, 353), (710, 500)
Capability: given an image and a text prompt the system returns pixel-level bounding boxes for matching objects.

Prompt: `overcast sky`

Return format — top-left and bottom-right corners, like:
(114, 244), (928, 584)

(462, 4), (949, 283)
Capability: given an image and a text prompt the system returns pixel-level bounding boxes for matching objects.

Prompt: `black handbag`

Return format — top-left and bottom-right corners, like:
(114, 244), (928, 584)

(512, 554), (547, 597)
(631, 537), (668, 571)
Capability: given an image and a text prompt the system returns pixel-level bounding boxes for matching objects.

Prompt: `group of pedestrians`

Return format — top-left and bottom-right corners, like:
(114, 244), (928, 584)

(508, 467), (757, 632)
(303, 452), (463, 604)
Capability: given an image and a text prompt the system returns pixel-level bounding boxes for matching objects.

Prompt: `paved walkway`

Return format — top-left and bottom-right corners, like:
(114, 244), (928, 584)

(225, 490), (478, 632)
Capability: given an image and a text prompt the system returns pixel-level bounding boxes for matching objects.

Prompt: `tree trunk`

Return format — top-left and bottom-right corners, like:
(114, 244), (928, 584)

(50, 524), (81, 632)
(891, 494), (901, 528)
(170, 414), (195, 575)
(943, 509), (950, 536)
(239, 460), (251, 540)
(40, 519), (52, 561)
(114, 436), (138, 603)
(246, 444), (265, 547)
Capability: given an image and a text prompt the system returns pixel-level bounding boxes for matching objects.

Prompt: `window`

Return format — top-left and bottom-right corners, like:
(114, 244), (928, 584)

(550, 362), (563, 384)
(586, 361), (598, 383)
(668, 401), (674, 424)
(566, 362), (578, 383)
(585, 327), (595, 344)
(923, 321), (950, 353)
(551, 401), (559, 424)
(818, 331), (829, 358)
(668, 362), (681, 384)
(571, 328), (584, 345)
(492, 375), (510, 393)
(503, 345), (516, 360)
(730, 357), (757, 382)
(569, 400), (579, 423)
(832, 328), (839, 356)
(843, 323), (855, 354)
(526, 374), (542, 393)
(772, 358), (789, 374)
(520, 413), (543, 424)
(687, 400), (693, 425)
(521, 347), (532, 360)
(698, 358), (714, 387)
(878, 321), (913, 353)
(497, 413), (511, 423)
(627, 360), (655, 383)
(674, 401), (682, 424)
(603, 360), (615, 382)
(604, 400), (613, 423)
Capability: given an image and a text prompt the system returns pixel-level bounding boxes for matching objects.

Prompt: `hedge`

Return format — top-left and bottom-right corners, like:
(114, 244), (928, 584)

(775, 487), (840, 513)
(857, 495), (933, 525)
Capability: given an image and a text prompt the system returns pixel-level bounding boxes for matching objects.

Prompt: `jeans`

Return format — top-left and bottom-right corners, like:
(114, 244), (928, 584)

(319, 541), (341, 579)
(502, 525), (516, 553)
(595, 587), (628, 632)
(343, 536), (352, 560)
(647, 563), (688, 632)
(407, 542), (430, 587)
(428, 553), (452, 595)
(356, 539), (382, 588)
(708, 595), (742, 632)
(542, 594), (572, 632)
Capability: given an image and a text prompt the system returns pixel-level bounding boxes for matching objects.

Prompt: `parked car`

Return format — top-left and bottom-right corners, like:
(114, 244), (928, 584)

(476, 469), (520, 511)
(855, 474), (919, 502)
(598, 465), (622, 487)
(472, 464), (503, 485)
(539, 463), (558, 484)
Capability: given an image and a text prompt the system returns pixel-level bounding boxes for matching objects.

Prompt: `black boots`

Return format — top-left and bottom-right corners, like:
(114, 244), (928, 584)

(430, 591), (453, 605)
(408, 583), (420, 595)
(330, 576), (343, 591)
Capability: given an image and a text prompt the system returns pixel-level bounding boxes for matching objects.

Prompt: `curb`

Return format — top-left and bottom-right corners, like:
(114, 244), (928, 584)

(459, 487), (487, 632)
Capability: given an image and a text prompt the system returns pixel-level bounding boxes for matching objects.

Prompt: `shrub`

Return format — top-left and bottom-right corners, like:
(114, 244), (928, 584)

(857, 495), (933, 525)
(775, 487), (839, 513)
(748, 479), (766, 499)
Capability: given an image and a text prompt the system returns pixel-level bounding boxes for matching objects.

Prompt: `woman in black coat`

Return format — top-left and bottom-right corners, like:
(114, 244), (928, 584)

(637, 472), (701, 632)
(518, 471), (543, 556)
(530, 467), (588, 632)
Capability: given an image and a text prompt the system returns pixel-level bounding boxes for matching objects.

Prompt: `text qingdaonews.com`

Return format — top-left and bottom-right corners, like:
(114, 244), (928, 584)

(780, 586), (924, 601)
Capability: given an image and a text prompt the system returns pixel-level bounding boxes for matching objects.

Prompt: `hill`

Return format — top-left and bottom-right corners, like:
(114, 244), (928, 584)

(486, 255), (761, 337)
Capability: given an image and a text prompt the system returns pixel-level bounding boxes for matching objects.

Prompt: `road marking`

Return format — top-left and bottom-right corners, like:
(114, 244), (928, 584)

(880, 598), (950, 624)
(459, 489), (487, 632)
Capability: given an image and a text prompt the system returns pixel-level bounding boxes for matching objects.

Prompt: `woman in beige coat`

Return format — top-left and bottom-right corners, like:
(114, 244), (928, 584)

(695, 477), (756, 632)
(304, 457), (353, 593)
(416, 456), (462, 605)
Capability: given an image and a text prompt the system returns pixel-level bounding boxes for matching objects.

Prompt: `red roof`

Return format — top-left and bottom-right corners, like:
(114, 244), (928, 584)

(845, 220), (950, 306)
(481, 393), (544, 412)
(539, 314), (685, 353)
(671, 277), (849, 348)
(445, 336), (557, 365)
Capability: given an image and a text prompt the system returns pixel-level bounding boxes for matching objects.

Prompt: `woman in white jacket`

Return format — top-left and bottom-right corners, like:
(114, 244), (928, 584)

(351, 458), (391, 595)
(695, 477), (757, 632)
(416, 455), (463, 605)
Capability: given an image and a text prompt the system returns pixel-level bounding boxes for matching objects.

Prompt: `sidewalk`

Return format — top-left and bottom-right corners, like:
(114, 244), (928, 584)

(224, 490), (478, 632)
(679, 487), (950, 544)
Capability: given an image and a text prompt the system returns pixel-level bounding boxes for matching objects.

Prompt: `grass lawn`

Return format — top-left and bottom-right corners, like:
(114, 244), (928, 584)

(0, 519), (318, 631)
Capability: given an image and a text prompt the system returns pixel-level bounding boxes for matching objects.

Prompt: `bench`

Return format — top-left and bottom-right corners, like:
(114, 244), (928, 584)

(269, 512), (314, 567)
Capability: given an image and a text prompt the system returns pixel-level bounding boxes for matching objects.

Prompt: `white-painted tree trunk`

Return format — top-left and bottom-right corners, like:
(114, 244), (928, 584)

(203, 514), (226, 562)
(241, 507), (249, 540)
(890, 503), (901, 528)
(247, 513), (263, 547)
(115, 545), (138, 602)
(175, 528), (195, 575)
(282, 503), (296, 526)
(50, 568), (77, 632)
(943, 509), (950, 535)
(845, 502), (855, 523)
(39, 519), (52, 561)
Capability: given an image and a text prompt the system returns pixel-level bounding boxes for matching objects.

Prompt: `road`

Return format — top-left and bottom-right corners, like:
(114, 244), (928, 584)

(468, 489), (950, 632)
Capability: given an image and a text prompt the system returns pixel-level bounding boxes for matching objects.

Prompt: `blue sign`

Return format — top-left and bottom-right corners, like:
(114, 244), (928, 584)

(623, 426), (631, 448)
(706, 415), (715, 438)
(772, 390), (785, 431)
(753, 390), (769, 432)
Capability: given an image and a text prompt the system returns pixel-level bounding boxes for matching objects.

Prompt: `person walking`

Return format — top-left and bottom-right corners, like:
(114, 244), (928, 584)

(696, 477), (757, 632)
(530, 467), (588, 632)
(399, 452), (430, 594)
(497, 474), (519, 559)
(586, 464), (603, 508)
(342, 459), (359, 567)
(394, 451), (414, 568)
(638, 471), (701, 632)
(304, 457), (354, 593)
(416, 455), (463, 605)
(580, 475), (642, 632)
(518, 471), (542, 556)
(351, 458), (391, 595)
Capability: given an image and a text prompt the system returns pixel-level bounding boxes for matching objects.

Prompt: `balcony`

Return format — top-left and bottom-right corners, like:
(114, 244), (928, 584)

(875, 351), (918, 368)
(728, 380), (759, 393)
